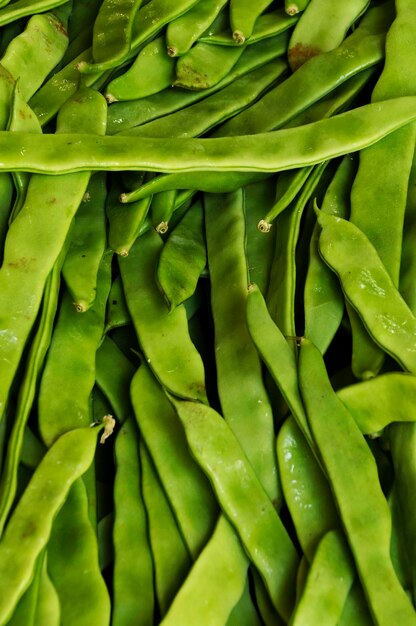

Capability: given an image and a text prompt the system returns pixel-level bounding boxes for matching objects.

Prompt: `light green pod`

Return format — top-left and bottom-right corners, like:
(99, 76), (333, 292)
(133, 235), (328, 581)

(106, 35), (175, 102)
(167, 0), (228, 56)
(229, 0), (274, 43)
(0, 426), (101, 626)
(174, 41), (245, 89)
(0, 10), (69, 101)
(140, 442), (192, 617)
(62, 172), (107, 312)
(157, 199), (206, 310)
(47, 480), (111, 626)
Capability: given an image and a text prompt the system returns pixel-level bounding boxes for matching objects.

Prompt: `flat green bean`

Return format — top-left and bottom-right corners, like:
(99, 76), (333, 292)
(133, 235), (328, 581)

(229, 0), (274, 44)
(47, 480), (111, 626)
(62, 171), (107, 312)
(0, 0), (69, 28)
(123, 59), (287, 138)
(4, 97), (416, 177)
(291, 530), (355, 626)
(157, 198), (206, 310)
(140, 441), (192, 617)
(174, 41), (246, 89)
(288, 0), (371, 70)
(34, 555), (60, 626)
(0, 425), (102, 626)
(106, 32), (289, 133)
(171, 396), (299, 622)
(130, 363), (218, 560)
(112, 418), (154, 626)
(299, 338), (416, 626)
(0, 86), (107, 422)
(104, 274), (131, 331)
(6, 550), (44, 626)
(105, 35), (175, 102)
(317, 210), (416, 375)
(119, 229), (208, 403)
(167, 0), (228, 56)
(161, 516), (248, 626)
(204, 190), (279, 502)
(216, 3), (390, 136)
(0, 10), (69, 102)
(38, 251), (112, 446)
(95, 335), (135, 423)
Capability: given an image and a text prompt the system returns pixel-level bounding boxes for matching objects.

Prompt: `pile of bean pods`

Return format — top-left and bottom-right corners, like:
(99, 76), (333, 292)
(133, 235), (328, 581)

(0, 0), (416, 624)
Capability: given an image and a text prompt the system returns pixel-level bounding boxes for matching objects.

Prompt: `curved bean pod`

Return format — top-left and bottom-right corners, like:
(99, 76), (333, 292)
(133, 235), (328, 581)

(95, 335), (136, 423)
(105, 35), (175, 102)
(170, 396), (299, 622)
(62, 172), (107, 312)
(0, 425), (102, 626)
(0, 0), (69, 28)
(4, 97), (416, 177)
(80, 0), (143, 72)
(130, 363), (217, 560)
(290, 530), (355, 626)
(316, 210), (416, 374)
(112, 418), (154, 626)
(298, 338), (416, 626)
(174, 41), (246, 89)
(199, 9), (296, 46)
(229, 0), (274, 44)
(161, 516), (248, 626)
(47, 480), (111, 626)
(0, 10), (69, 102)
(140, 441), (192, 617)
(106, 32), (289, 133)
(167, 0), (229, 56)
(288, 0), (371, 70)
(0, 87), (107, 422)
(205, 190), (279, 502)
(337, 373), (416, 435)
(157, 198), (206, 310)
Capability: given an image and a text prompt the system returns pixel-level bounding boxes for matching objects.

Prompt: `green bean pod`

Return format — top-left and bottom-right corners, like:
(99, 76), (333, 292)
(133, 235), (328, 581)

(337, 373), (416, 435)
(216, 2), (391, 136)
(104, 274), (131, 332)
(316, 210), (416, 375)
(304, 155), (356, 353)
(226, 579), (263, 626)
(62, 172), (107, 312)
(131, 0), (200, 53)
(0, 425), (102, 626)
(161, 516), (249, 626)
(0, 86), (107, 422)
(285, 0), (310, 15)
(6, 95), (416, 181)
(204, 190), (279, 502)
(130, 364), (218, 560)
(106, 175), (152, 257)
(298, 338), (416, 626)
(0, 249), (64, 535)
(150, 189), (177, 232)
(124, 59), (287, 139)
(34, 555), (60, 626)
(171, 396), (299, 622)
(348, 0), (416, 378)
(140, 441), (192, 617)
(119, 229), (208, 403)
(0, 0), (69, 28)
(79, 0), (143, 72)
(38, 251), (112, 446)
(0, 10), (69, 102)
(105, 35), (175, 102)
(47, 480), (111, 626)
(112, 418), (154, 626)
(229, 0), (274, 44)
(166, 0), (228, 56)
(245, 284), (309, 442)
(291, 530), (355, 626)
(277, 417), (338, 561)
(288, 0), (372, 70)
(95, 335), (135, 423)
(0, 171), (13, 263)
(199, 8), (297, 46)
(106, 32), (289, 133)
(174, 40), (246, 89)
(157, 198), (206, 310)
